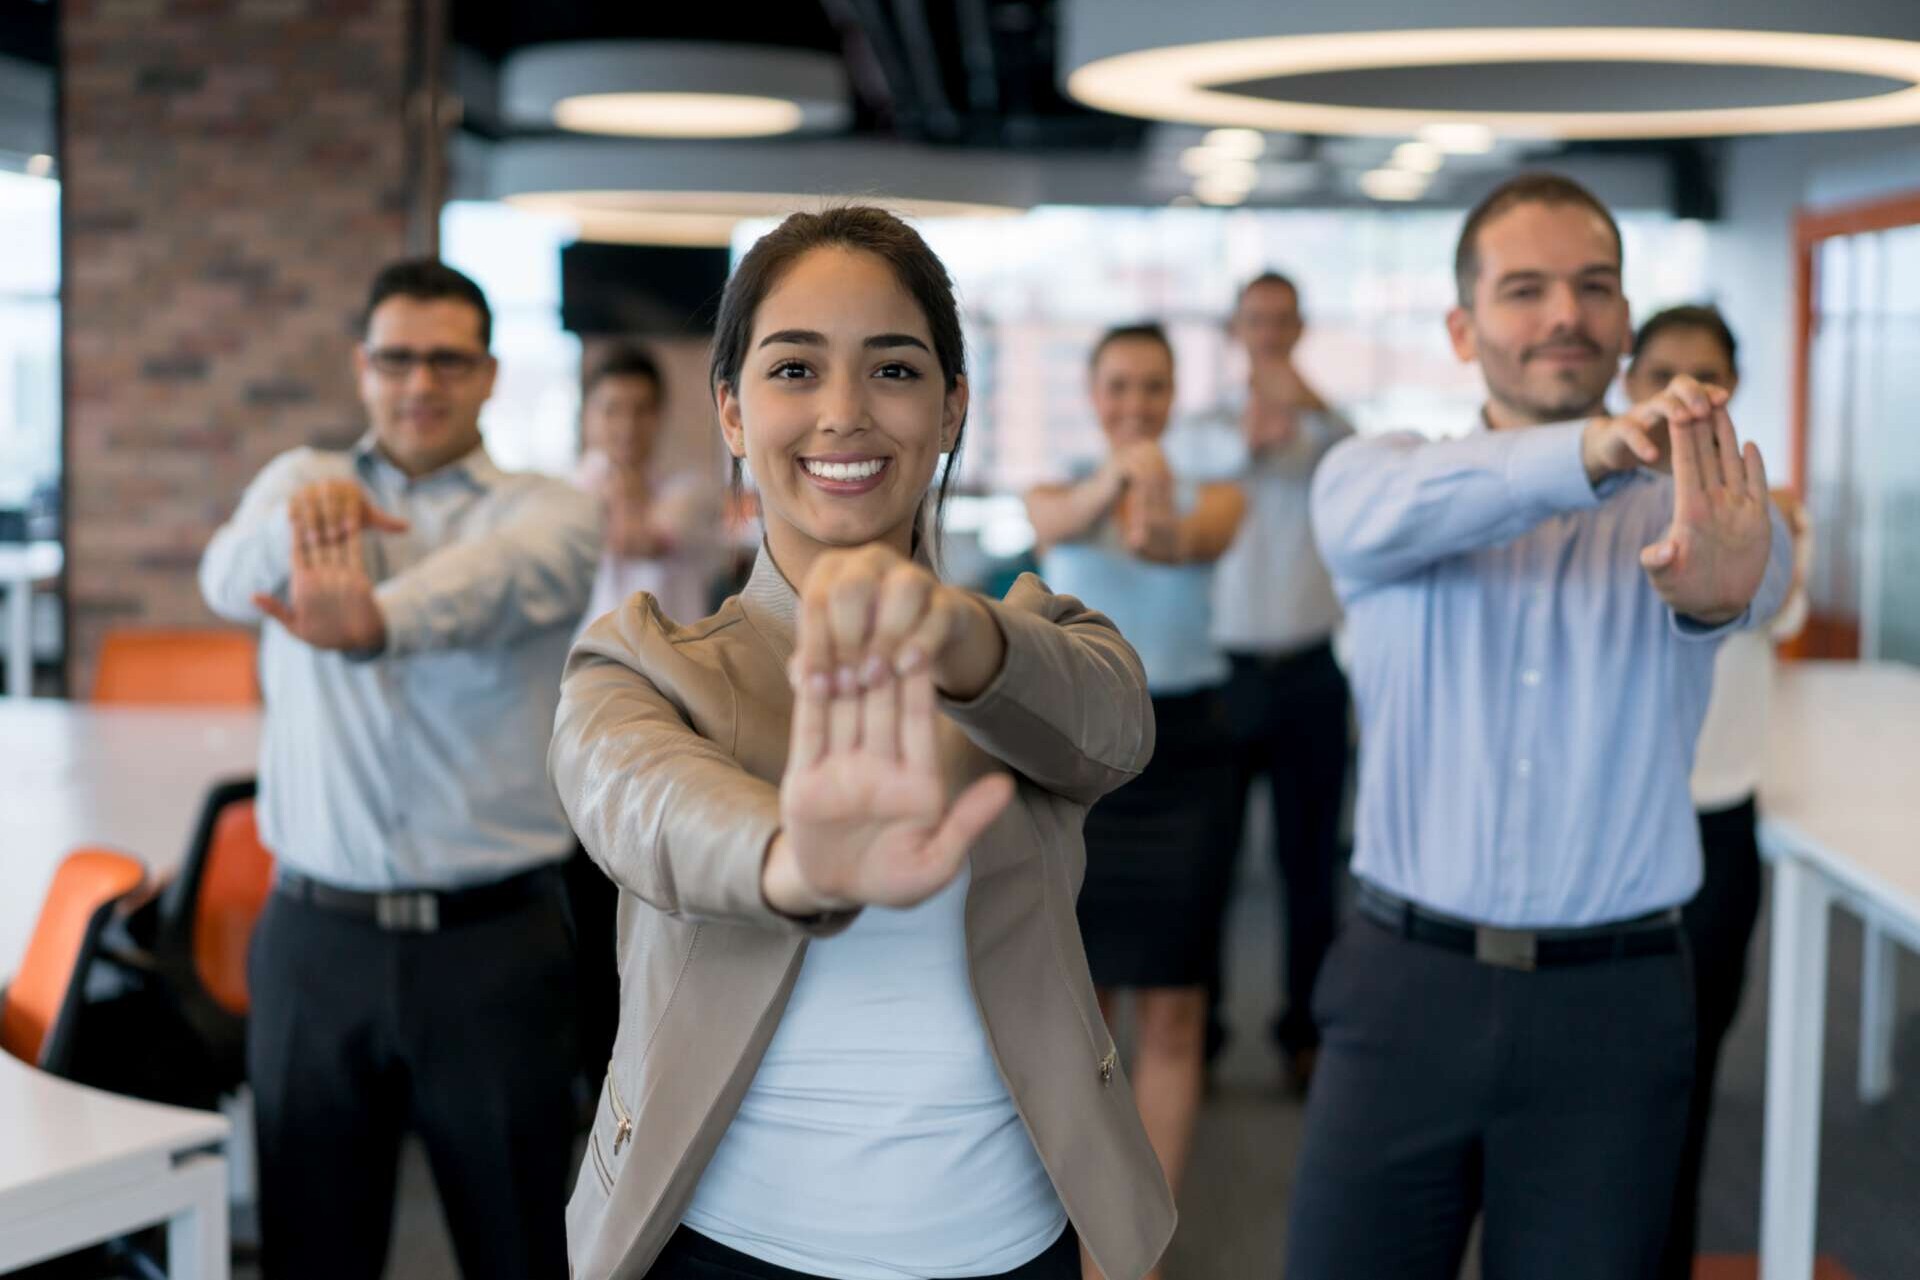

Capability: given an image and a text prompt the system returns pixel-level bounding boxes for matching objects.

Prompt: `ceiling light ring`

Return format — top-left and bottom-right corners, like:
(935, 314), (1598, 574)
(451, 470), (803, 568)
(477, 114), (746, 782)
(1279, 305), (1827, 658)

(1068, 27), (1920, 139)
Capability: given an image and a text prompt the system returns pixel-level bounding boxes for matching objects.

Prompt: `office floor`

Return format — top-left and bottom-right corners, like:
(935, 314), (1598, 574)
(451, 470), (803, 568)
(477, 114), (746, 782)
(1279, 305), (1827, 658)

(226, 810), (1920, 1280)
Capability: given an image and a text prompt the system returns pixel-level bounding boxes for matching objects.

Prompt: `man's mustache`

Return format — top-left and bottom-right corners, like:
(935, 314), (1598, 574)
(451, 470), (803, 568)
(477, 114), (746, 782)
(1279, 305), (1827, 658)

(1523, 335), (1603, 361)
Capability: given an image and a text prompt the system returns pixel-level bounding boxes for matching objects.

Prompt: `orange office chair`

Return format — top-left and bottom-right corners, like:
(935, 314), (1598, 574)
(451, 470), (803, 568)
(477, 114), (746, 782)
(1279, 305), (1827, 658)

(0, 848), (147, 1073)
(92, 628), (261, 706)
(157, 781), (273, 1020)
(84, 779), (271, 1108)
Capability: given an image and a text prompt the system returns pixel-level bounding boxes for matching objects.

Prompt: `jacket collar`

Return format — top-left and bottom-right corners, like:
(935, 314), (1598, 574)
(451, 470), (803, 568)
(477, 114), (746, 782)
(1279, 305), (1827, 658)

(739, 545), (800, 664)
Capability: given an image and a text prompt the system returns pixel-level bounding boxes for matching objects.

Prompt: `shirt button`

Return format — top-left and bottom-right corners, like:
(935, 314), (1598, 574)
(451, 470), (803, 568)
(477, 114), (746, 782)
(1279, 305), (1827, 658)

(1521, 669), (1542, 687)
(1516, 759), (1533, 778)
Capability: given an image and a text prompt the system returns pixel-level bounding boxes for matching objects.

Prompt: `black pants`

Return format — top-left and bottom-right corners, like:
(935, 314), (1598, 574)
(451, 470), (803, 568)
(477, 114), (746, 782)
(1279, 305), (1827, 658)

(1286, 914), (1695, 1279)
(247, 871), (578, 1280)
(1212, 644), (1350, 1054)
(646, 1224), (1081, 1279)
(1661, 796), (1764, 1279)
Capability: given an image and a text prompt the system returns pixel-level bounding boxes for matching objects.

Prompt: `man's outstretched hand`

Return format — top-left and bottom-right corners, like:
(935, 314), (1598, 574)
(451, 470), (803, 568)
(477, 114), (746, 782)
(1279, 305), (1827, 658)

(1640, 406), (1774, 627)
(253, 526), (387, 653)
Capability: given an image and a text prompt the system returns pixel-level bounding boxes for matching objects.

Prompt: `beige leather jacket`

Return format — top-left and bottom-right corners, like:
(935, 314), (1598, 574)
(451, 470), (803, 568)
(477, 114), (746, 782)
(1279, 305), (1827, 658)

(549, 549), (1175, 1280)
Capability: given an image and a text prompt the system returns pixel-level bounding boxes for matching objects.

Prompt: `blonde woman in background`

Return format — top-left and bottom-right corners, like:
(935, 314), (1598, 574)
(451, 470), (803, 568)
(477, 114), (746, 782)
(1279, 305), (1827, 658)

(1623, 304), (1812, 1280)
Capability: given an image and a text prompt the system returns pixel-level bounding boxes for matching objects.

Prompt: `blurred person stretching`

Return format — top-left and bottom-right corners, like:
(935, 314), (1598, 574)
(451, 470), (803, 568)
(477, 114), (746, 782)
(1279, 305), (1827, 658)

(1025, 323), (1244, 1278)
(1623, 305), (1813, 1279)
(1198, 271), (1355, 1093)
(574, 342), (721, 632)
(1290, 176), (1791, 1279)
(200, 260), (601, 1279)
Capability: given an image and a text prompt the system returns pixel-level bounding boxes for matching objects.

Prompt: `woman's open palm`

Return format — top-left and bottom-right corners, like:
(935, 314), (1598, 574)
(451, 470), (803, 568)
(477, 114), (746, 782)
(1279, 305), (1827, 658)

(779, 663), (1014, 910)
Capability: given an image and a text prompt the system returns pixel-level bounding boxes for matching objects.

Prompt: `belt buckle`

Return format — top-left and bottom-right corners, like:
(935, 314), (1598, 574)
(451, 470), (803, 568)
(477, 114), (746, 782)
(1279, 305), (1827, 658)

(374, 891), (440, 933)
(1474, 925), (1538, 971)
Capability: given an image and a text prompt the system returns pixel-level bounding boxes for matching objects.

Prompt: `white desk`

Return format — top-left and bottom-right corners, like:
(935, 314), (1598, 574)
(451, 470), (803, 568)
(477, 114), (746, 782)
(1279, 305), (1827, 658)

(0, 701), (262, 980)
(1758, 661), (1920, 1279)
(0, 542), (60, 698)
(0, 1048), (229, 1275)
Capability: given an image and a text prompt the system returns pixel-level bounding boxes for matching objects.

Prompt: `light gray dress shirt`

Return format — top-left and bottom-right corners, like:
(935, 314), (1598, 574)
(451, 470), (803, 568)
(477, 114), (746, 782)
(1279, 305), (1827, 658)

(199, 434), (602, 891)
(1310, 419), (1791, 928)
(1178, 405), (1353, 655)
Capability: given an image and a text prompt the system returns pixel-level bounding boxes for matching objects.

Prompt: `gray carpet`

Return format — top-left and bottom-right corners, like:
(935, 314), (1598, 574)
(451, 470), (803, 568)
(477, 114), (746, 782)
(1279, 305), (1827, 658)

(234, 817), (1920, 1280)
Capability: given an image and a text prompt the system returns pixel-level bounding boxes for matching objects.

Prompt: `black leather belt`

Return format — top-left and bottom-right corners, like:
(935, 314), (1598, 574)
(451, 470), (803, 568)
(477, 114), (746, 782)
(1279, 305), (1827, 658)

(1355, 880), (1681, 971)
(276, 864), (558, 934)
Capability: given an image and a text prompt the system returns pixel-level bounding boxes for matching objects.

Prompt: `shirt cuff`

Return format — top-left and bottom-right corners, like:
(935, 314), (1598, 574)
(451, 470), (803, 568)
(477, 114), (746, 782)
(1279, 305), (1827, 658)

(1503, 421), (1604, 513)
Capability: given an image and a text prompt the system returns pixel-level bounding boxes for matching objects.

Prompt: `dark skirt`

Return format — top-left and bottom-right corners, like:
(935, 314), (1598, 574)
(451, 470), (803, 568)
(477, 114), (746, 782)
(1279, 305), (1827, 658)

(1077, 687), (1239, 989)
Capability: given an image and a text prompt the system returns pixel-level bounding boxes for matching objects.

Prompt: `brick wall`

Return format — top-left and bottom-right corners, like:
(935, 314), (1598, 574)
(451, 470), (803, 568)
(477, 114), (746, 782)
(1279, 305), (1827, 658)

(60, 0), (417, 693)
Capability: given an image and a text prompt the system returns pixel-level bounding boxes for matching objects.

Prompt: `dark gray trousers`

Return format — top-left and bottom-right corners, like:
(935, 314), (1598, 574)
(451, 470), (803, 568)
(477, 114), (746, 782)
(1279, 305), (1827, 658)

(1285, 913), (1695, 1280)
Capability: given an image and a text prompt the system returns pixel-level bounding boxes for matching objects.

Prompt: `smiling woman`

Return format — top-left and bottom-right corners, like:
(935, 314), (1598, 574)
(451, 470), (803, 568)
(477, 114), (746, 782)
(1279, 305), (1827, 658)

(549, 206), (1177, 1280)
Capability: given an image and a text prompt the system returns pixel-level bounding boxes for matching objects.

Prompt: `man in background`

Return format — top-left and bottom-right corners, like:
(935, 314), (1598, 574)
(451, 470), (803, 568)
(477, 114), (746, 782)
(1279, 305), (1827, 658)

(1203, 272), (1354, 1094)
(201, 259), (600, 1279)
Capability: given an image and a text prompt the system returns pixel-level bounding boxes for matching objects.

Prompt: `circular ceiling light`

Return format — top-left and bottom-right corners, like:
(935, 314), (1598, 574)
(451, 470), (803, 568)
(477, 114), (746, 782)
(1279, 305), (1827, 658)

(551, 93), (806, 139)
(504, 42), (851, 139)
(505, 190), (1022, 248)
(1062, 2), (1920, 138)
(495, 139), (1029, 247)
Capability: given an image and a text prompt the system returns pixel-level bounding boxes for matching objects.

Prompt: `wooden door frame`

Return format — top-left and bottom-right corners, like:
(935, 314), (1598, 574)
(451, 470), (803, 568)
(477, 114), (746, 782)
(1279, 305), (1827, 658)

(1788, 189), (1920, 659)
(1791, 189), (1920, 494)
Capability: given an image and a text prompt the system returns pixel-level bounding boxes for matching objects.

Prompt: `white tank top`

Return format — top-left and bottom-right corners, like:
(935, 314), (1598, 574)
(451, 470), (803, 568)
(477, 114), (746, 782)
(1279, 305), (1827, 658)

(682, 863), (1067, 1278)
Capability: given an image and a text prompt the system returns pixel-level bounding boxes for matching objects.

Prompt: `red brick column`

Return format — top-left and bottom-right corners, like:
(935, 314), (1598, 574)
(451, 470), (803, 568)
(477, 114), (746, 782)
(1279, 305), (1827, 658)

(60, 0), (417, 692)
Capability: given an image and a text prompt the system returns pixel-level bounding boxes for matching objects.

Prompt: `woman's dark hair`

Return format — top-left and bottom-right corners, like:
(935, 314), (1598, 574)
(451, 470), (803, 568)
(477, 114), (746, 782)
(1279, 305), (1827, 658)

(1629, 304), (1739, 379)
(585, 342), (665, 401)
(1089, 322), (1174, 372)
(709, 206), (967, 563)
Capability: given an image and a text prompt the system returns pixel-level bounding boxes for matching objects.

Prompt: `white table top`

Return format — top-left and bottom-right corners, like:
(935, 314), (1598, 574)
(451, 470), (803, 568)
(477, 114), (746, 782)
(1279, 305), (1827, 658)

(0, 541), (61, 581)
(1761, 660), (1920, 938)
(0, 1048), (228, 1222)
(0, 700), (262, 980)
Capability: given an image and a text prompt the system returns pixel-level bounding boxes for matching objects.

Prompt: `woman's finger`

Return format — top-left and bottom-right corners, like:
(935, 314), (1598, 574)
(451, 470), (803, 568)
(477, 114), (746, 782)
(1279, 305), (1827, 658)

(860, 669), (900, 761)
(828, 677), (862, 755)
(825, 572), (877, 689)
(868, 565), (932, 682)
(917, 773), (1016, 876)
(788, 661), (830, 768)
(897, 601), (958, 682)
(899, 668), (939, 771)
(795, 575), (834, 682)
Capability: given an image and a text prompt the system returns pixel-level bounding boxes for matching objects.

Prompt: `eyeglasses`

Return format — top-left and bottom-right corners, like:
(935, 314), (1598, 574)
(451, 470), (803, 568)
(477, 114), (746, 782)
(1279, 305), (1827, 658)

(363, 346), (490, 380)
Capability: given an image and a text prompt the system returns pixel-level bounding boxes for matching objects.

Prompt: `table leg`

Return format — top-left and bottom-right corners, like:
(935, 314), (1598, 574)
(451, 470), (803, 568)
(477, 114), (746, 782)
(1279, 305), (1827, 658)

(4, 579), (27, 698)
(1761, 854), (1831, 1280)
(1859, 922), (1897, 1105)
(165, 1153), (230, 1279)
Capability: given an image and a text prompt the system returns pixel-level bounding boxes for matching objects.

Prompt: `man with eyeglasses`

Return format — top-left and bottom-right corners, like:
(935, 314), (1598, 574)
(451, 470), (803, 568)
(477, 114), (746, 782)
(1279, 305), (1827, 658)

(200, 259), (600, 1279)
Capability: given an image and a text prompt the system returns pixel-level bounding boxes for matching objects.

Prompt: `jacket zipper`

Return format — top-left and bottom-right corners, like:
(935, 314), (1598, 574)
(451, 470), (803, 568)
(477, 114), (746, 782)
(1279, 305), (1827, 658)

(605, 1067), (634, 1156)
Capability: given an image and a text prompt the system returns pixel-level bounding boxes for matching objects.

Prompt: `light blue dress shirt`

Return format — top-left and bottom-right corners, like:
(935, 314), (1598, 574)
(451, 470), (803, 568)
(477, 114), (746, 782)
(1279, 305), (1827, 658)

(1039, 469), (1227, 697)
(199, 435), (602, 891)
(1311, 420), (1791, 928)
